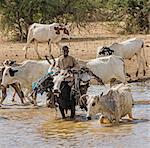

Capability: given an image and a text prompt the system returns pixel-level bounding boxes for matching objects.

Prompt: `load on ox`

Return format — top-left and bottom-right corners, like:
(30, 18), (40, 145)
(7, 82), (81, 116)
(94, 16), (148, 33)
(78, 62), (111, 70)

(31, 64), (104, 119)
(50, 67), (104, 119)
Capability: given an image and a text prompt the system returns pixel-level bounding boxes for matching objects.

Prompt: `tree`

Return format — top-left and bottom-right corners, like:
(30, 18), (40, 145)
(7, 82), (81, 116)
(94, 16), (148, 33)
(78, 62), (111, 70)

(0, 0), (100, 41)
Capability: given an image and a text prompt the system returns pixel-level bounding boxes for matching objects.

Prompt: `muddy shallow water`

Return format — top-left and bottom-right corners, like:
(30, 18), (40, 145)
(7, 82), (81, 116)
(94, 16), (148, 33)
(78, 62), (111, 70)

(0, 82), (150, 148)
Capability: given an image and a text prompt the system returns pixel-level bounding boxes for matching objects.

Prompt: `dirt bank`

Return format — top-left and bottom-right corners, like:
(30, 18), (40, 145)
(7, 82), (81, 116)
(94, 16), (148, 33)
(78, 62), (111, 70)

(0, 23), (149, 80)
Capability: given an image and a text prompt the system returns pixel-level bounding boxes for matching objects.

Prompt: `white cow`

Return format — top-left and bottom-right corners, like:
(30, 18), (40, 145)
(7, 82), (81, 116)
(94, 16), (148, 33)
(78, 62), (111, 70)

(97, 38), (147, 77)
(0, 60), (25, 104)
(78, 55), (126, 86)
(85, 83), (133, 124)
(23, 23), (70, 59)
(1, 59), (56, 105)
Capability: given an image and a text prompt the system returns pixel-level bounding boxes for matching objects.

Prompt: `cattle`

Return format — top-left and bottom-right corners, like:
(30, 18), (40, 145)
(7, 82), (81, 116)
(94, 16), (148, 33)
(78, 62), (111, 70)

(1, 59), (55, 106)
(78, 55), (126, 86)
(84, 83), (133, 124)
(0, 60), (25, 105)
(51, 68), (104, 119)
(97, 38), (148, 77)
(23, 23), (70, 59)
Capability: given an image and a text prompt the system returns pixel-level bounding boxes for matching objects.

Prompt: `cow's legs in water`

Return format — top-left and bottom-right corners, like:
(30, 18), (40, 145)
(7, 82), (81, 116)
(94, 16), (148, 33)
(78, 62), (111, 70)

(70, 98), (75, 118)
(59, 106), (65, 118)
(10, 83), (25, 104)
(11, 91), (16, 102)
(31, 91), (37, 106)
(0, 86), (7, 104)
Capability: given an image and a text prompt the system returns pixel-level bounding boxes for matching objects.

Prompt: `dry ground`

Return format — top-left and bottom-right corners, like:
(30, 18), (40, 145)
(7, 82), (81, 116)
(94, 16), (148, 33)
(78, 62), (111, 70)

(0, 22), (149, 80)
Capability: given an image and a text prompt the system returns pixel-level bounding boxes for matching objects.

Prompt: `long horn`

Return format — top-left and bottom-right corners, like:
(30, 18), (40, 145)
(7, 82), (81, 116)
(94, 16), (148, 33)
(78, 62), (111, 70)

(50, 55), (56, 67)
(45, 55), (51, 65)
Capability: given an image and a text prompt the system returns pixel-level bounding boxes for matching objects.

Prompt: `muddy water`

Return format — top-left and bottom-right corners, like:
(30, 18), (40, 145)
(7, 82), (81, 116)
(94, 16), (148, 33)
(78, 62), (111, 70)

(0, 82), (150, 148)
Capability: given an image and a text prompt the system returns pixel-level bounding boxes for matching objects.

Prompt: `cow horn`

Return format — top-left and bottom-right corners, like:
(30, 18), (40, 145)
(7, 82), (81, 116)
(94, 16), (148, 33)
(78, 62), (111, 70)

(100, 92), (103, 97)
(45, 55), (56, 68)
(9, 68), (18, 77)
(10, 60), (16, 65)
(50, 54), (56, 67)
(45, 55), (52, 65)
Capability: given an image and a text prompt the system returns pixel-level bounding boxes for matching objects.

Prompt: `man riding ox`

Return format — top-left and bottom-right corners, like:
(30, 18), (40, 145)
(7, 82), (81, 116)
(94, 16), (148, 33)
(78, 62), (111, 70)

(44, 46), (104, 118)
(51, 66), (104, 119)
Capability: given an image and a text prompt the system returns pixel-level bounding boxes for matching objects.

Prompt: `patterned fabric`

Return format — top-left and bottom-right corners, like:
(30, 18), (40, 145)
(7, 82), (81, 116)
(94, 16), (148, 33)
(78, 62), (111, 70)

(48, 67), (58, 75)
(32, 74), (54, 95)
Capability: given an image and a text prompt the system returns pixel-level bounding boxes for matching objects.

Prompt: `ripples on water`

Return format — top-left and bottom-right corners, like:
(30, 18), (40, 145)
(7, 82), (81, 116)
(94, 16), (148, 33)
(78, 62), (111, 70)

(0, 82), (150, 148)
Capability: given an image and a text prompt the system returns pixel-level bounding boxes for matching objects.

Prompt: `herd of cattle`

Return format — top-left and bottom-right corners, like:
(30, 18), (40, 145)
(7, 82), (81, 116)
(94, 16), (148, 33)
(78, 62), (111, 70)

(0, 22), (148, 125)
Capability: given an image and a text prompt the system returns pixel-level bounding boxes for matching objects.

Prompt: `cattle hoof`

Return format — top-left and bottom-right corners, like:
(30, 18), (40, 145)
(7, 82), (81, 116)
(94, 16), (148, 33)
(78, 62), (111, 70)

(99, 116), (111, 124)
(143, 70), (146, 76)
(126, 73), (131, 77)
(87, 116), (91, 120)
(136, 71), (138, 77)
(38, 57), (42, 60)
(146, 61), (148, 67)
(70, 116), (75, 119)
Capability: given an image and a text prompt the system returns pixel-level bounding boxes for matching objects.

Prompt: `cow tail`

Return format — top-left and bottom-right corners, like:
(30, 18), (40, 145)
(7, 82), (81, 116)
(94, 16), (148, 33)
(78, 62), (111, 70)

(142, 41), (148, 67)
(120, 57), (126, 82)
(23, 25), (34, 50)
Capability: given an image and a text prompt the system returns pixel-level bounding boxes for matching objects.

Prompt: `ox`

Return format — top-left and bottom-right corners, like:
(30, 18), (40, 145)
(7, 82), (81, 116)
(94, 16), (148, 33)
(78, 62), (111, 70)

(51, 67), (104, 119)
(1, 59), (55, 105)
(23, 23), (70, 59)
(0, 60), (25, 105)
(83, 83), (133, 124)
(97, 38), (148, 77)
(79, 55), (126, 86)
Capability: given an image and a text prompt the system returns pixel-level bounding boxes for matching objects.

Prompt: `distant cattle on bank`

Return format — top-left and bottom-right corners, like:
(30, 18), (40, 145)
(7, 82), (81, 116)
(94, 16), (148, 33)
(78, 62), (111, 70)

(23, 23), (70, 59)
(97, 38), (148, 77)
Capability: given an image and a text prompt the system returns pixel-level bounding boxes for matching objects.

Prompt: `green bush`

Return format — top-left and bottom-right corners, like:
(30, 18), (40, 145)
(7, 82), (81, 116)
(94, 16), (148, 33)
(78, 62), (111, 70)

(0, 0), (149, 41)
(0, 0), (99, 41)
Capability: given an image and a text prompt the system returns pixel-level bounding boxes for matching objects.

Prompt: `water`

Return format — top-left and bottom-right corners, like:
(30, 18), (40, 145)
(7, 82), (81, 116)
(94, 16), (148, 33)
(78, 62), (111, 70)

(0, 82), (150, 148)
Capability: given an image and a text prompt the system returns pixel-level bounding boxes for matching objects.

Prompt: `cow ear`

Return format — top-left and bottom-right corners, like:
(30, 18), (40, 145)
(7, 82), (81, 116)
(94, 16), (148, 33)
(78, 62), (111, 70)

(10, 60), (16, 65)
(9, 68), (18, 77)
(54, 27), (58, 30)
(111, 49), (114, 53)
(63, 28), (69, 35)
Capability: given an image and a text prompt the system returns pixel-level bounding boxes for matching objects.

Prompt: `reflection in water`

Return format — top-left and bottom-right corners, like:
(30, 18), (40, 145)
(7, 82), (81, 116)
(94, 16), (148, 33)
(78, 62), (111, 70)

(0, 82), (150, 147)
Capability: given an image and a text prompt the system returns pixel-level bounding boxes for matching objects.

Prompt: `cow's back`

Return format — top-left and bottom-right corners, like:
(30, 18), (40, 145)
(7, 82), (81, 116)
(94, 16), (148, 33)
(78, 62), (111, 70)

(111, 38), (143, 58)
(111, 84), (133, 117)
(22, 60), (50, 81)
(86, 56), (125, 83)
